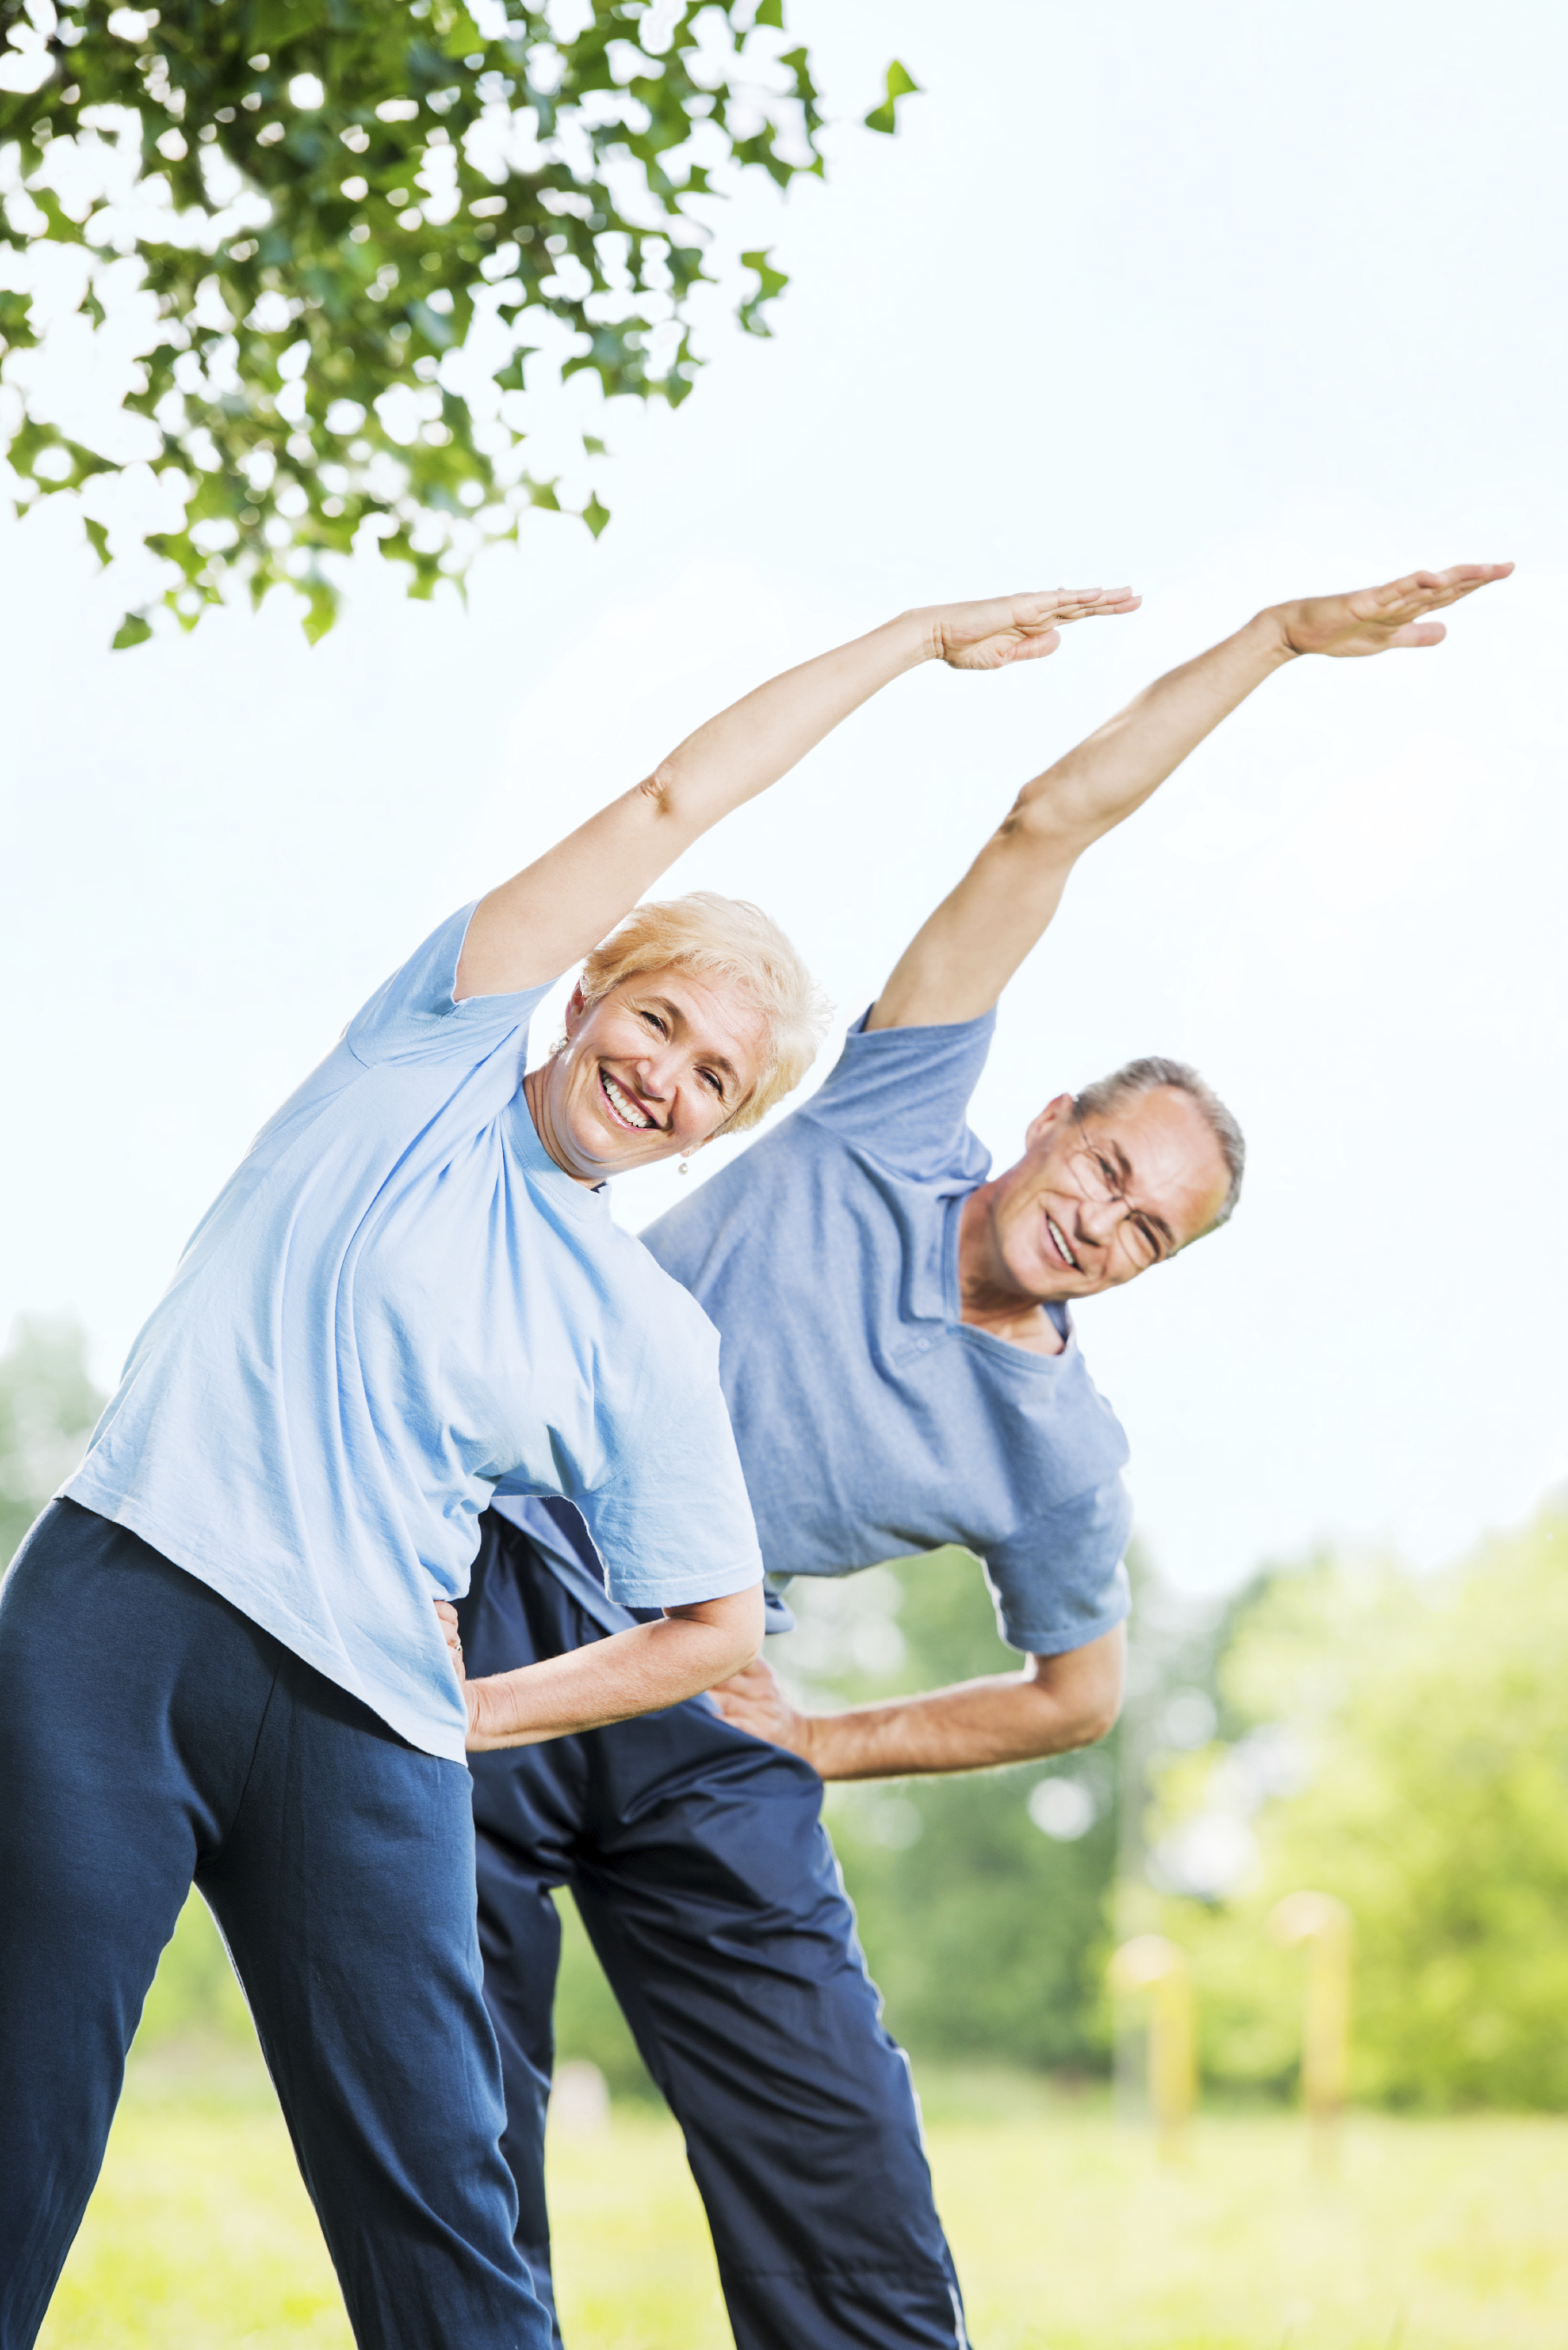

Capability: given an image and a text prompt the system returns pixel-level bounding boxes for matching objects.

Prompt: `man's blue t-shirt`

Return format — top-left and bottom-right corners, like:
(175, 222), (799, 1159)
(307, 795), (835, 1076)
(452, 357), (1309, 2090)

(65, 907), (763, 1761)
(642, 1013), (1132, 1656)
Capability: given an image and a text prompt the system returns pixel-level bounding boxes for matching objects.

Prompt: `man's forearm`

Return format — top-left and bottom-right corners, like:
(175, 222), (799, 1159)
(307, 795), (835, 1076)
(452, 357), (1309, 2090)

(1014, 608), (1297, 855)
(870, 610), (1297, 1028)
(800, 1669), (1116, 1781)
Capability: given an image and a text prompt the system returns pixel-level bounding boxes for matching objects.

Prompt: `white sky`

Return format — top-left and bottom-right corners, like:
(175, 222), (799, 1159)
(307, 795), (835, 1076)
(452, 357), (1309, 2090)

(3, 0), (1565, 1593)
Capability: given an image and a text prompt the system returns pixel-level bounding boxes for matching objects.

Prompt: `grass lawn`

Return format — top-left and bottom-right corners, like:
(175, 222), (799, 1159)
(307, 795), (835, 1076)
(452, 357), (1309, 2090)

(37, 2046), (1568, 2349)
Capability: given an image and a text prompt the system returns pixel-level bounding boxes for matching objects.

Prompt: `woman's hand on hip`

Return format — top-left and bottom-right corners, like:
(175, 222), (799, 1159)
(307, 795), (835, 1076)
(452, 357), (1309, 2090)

(435, 1601), (468, 1692)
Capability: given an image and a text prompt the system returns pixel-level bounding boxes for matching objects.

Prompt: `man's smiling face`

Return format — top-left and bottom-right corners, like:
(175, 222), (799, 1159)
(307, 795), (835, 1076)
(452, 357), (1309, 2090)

(535, 965), (770, 1182)
(982, 1087), (1232, 1302)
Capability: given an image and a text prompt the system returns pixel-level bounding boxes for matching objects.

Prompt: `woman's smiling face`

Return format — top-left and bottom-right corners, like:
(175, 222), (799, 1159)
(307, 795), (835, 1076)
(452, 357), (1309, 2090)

(526, 965), (771, 1184)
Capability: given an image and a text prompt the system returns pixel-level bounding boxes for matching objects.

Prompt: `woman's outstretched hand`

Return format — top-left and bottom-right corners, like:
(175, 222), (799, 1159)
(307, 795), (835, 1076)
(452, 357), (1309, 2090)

(1270, 563), (1513, 659)
(924, 586), (1141, 672)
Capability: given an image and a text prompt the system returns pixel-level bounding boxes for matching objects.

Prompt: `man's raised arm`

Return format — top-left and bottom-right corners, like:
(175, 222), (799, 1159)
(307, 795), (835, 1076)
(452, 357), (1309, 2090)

(869, 563), (1513, 1032)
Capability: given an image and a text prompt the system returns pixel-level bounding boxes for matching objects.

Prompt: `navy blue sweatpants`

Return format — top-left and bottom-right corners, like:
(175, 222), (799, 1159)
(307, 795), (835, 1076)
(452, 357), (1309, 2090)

(0, 1501), (548, 2350)
(462, 1509), (970, 2350)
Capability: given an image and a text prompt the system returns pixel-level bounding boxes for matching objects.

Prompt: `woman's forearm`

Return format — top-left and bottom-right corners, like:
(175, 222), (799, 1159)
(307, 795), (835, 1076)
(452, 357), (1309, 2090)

(464, 1590), (764, 1751)
(456, 586), (1105, 1002)
(456, 613), (932, 999)
(647, 612), (932, 836)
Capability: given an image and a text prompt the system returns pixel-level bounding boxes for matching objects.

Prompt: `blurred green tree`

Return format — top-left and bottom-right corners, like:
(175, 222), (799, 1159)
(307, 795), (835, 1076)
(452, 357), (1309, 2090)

(0, 0), (828, 642)
(1152, 1501), (1568, 2109)
(0, 1311), (102, 1566)
(551, 1548), (1131, 2091)
(783, 1549), (1124, 2075)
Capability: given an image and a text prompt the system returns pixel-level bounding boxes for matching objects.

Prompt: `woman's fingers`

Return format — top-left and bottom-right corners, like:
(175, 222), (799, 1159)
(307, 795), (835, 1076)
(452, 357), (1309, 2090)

(434, 1598), (464, 1673)
(937, 585), (1141, 668)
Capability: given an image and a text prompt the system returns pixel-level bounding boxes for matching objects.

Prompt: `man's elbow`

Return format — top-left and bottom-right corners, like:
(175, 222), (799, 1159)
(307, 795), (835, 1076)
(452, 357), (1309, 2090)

(1023, 1646), (1126, 1753)
(1068, 1684), (1124, 1747)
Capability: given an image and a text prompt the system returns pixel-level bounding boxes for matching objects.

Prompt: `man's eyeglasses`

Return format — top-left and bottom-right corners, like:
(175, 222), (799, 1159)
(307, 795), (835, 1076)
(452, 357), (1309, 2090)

(1063, 1113), (1171, 1275)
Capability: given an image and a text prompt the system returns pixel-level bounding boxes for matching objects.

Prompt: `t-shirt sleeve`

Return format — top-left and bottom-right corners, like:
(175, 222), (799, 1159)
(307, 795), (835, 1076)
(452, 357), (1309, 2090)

(798, 1010), (997, 1182)
(345, 904), (555, 1070)
(571, 1287), (765, 1610)
(980, 1472), (1134, 1655)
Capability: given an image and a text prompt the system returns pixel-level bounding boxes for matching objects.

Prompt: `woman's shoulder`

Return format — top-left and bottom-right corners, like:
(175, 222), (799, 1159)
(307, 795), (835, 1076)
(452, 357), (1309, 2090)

(602, 1217), (725, 1352)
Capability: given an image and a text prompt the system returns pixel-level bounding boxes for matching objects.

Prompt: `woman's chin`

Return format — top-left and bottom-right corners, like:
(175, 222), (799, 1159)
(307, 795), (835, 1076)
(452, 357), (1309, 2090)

(573, 1112), (674, 1172)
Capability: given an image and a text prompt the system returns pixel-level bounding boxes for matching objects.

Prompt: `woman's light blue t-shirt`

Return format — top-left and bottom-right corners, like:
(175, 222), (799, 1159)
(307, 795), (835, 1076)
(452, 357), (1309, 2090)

(66, 907), (763, 1761)
(642, 1012), (1133, 1657)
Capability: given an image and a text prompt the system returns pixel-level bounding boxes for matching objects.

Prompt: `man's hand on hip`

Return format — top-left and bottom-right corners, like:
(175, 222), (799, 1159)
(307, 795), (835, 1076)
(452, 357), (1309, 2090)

(708, 1656), (817, 1762)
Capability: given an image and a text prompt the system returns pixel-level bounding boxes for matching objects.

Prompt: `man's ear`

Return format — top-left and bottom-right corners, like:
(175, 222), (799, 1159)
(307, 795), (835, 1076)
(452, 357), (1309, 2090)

(1024, 1092), (1075, 1152)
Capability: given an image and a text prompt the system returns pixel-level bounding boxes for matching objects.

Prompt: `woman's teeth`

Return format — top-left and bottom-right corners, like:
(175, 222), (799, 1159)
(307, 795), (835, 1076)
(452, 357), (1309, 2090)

(601, 1072), (653, 1130)
(1047, 1214), (1080, 1271)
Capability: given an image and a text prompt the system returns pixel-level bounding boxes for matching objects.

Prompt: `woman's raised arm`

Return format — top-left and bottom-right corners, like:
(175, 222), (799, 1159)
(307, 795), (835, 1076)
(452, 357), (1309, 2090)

(454, 587), (1138, 1000)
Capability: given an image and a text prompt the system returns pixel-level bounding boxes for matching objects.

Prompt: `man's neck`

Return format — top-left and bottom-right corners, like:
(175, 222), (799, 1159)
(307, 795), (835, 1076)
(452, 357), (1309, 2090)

(957, 1185), (1067, 1358)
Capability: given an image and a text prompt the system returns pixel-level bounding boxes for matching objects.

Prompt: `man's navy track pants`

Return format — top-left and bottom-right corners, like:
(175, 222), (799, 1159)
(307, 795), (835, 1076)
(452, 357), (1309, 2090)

(461, 1507), (971, 2350)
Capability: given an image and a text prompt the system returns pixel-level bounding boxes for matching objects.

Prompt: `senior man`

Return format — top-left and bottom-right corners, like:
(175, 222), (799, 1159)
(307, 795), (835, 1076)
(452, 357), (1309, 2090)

(460, 563), (1509, 2350)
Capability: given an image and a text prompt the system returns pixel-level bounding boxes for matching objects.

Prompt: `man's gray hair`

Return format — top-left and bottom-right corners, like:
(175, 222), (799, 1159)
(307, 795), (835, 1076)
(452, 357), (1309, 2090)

(1074, 1056), (1245, 1230)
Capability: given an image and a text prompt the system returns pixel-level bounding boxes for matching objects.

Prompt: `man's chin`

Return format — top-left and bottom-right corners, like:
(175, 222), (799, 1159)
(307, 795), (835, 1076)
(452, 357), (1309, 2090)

(1012, 1252), (1074, 1305)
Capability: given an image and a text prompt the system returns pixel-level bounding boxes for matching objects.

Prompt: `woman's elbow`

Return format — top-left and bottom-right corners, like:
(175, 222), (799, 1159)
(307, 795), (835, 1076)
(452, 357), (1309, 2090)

(716, 1583), (766, 1676)
(668, 1582), (765, 1687)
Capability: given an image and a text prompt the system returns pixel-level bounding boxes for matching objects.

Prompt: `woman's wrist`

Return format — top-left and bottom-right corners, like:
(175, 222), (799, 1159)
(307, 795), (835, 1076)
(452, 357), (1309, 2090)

(887, 607), (951, 670)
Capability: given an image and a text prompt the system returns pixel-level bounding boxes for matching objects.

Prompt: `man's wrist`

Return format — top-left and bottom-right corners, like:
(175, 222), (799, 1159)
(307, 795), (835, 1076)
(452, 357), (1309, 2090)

(1247, 604), (1308, 665)
(793, 1708), (832, 1774)
(467, 1673), (513, 1749)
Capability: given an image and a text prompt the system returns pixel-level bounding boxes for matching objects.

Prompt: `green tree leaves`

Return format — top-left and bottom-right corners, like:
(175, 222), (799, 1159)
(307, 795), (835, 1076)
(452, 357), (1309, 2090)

(0, 1), (825, 642)
(863, 59), (920, 137)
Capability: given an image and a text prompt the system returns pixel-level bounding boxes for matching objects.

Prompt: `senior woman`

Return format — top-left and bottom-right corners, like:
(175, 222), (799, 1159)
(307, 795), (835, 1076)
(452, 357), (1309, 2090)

(0, 584), (1118, 2350)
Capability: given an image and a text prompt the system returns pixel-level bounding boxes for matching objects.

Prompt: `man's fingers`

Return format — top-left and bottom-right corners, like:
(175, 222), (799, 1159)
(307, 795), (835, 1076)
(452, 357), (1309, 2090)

(1384, 561), (1513, 616)
(1391, 619), (1449, 648)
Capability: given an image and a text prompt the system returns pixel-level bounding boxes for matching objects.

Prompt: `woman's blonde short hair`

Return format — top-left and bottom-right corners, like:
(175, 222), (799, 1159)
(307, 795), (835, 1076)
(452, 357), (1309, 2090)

(578, 892), (831, 1134)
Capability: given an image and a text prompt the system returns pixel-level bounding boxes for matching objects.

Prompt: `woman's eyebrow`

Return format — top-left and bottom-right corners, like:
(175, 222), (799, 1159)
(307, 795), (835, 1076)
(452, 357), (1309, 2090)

(647, 997), (740, 1088)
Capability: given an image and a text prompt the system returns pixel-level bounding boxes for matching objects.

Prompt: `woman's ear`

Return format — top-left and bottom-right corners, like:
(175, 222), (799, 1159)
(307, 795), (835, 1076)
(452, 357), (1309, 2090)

(562, 982), (589, 1037)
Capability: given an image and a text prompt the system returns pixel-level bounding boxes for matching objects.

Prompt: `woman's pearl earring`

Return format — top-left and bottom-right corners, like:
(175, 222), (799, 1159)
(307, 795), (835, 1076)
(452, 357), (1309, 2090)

(678, 1156), (691, 1178)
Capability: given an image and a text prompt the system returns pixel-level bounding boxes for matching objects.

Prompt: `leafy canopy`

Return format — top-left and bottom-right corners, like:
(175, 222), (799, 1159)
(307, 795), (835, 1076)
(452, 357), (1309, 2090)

(0, 0), (824, 642)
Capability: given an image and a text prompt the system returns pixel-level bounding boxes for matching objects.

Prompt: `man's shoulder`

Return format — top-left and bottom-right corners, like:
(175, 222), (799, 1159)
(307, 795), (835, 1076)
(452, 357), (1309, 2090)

(954, 1325), (1131, 1475)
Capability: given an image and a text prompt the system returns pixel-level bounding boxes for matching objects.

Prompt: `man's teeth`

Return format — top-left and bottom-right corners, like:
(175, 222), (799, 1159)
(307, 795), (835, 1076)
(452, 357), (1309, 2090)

(1047, 1214), (1080, 1271)
(602, 1073), (652, 1130)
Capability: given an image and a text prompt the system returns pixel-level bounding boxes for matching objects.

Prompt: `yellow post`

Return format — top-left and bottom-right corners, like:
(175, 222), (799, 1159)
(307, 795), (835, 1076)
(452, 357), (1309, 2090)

(1270, 1890), (1352, 2175)
(1109, 1934), (1196, 2162)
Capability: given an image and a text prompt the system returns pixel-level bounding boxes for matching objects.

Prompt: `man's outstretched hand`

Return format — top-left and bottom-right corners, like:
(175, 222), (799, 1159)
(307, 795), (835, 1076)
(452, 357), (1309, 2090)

(923, 586), (1142, 672)
(1272, 563), (1513, 659)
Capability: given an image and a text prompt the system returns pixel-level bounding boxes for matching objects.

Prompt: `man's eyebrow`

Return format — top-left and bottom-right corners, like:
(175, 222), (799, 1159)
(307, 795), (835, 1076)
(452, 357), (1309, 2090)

(648, 997), (740, 1088)
(1107, 1137), (1177, 1252)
